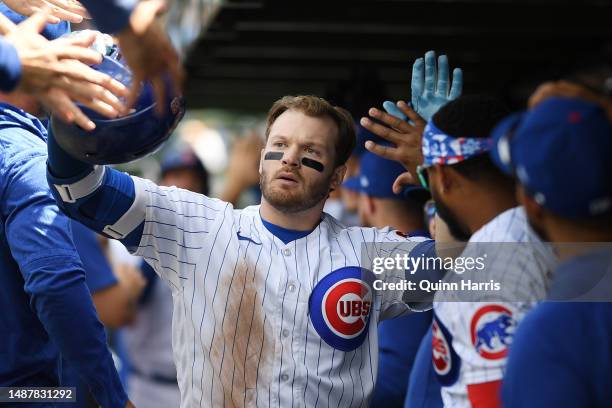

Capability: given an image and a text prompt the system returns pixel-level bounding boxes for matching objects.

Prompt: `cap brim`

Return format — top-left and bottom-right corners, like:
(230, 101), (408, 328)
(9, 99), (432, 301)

(490, 112), (525, 175)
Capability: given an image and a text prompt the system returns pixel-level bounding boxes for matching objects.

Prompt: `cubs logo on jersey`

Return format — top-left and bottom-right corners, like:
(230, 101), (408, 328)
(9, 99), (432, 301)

(309, 266), (375, 351)
(432, 312), (460, 386)
(470, 304), (516, 360)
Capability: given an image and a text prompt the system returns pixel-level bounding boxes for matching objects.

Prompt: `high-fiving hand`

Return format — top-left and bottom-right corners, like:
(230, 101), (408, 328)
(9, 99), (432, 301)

(117, 0), (184, 113)
(389, 50), (462, 122)
(0, 12), (128, 130)
(360, 101), (426, 193)
(1, 0), (89, 24)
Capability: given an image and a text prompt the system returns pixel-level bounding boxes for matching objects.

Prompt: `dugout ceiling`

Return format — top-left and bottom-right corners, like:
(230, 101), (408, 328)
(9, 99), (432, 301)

(183, 0), (612, 114)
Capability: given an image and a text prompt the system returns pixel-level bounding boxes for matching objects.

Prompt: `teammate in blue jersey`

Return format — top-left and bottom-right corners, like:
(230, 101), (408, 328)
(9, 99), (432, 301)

(0, 100), (130, 407)
(490, 93), (612, 407)
(343, 150), (433, 407)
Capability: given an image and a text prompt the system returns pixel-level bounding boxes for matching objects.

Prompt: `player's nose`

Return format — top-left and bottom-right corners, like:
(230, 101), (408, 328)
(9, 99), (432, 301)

(281, 145), (301, 167)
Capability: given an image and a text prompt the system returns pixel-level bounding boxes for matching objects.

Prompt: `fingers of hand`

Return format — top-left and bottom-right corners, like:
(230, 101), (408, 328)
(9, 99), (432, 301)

(423, 50), (437, 95)
(449, 68), (463, 100)
(364, 140), (400, 162)
(396, 101), (426, 127)
(45, 0), (89, 18)
(52, 76), (121, 117)
(53, 30), (96, 48)
(42, 0), (83, 23)
(151, 78), (166, 115)
(382, 100), (407, 120)
(411, 57), (424, 104)
(54, 59), (128, 99)
(436, 54), (449, 97)
(52, 44), (102, 65)
(16, 11), (48, 34)
(367, 107), (411, 134)
(126, 77), (143, 110)
(42, 88), (95, 130)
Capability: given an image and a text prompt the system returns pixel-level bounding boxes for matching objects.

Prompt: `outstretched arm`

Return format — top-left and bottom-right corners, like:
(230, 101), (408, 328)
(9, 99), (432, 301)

(1, 135), (126, 407)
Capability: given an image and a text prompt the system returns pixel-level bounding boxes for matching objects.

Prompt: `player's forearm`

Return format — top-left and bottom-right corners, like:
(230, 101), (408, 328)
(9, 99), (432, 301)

(93, 285), (138, 328)
(24, 256), (127, 408)
(47, 127), (145, 249)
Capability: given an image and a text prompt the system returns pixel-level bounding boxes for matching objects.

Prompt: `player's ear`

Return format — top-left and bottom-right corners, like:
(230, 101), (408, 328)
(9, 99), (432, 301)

(330, 164), (347, 192)
(517, 184), (547, 233)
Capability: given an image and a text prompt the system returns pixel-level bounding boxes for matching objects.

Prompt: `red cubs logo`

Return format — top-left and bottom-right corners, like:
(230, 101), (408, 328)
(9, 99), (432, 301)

(321, 278), (372, 339)
(432, 313), (460, 386)
(470, 304), (516, 360)
(432, 319), (451, 375)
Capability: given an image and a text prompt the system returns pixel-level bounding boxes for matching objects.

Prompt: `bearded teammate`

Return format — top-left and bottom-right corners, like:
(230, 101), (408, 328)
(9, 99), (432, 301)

(362, 94), (559, 407)
(44, 82), (465, 407)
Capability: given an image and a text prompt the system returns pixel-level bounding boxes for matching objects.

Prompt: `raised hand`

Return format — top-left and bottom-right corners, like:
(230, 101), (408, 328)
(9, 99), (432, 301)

(0, 12), (128, 129)
(1, 0), (89, 24)
(360, 101), (427, 193)
(410, 50), (462, 121)
(117, 0), (184, 113)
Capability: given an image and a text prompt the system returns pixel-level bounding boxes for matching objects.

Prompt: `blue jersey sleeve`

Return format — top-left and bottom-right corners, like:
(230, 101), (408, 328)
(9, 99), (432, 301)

(71, 220), (118, 292)
(403, 240), (445, 311)
(0, 39), (21, 92)
(0, 136), (126, 407)
(79, 0), (134, 34)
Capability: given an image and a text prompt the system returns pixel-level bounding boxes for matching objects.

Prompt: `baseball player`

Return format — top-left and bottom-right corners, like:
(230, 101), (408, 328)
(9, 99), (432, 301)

(0, 59), (130, 408)
(491, 97), (612, 407)
(124, 145), (210, 408)
(45, 85), (461, 407)
(362, 94), (558, 407)
(342, 150), (433, 407)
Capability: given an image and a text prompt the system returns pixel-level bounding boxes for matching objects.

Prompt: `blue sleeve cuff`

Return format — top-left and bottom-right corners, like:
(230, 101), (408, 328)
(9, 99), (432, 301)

(0, 39), (22, 92)
(80, 0), (134, 33)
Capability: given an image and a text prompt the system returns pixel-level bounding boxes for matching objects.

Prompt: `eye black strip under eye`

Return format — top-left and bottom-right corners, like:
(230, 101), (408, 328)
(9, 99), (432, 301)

(301, 157), (324, 172)
(264, 152), (283, 160)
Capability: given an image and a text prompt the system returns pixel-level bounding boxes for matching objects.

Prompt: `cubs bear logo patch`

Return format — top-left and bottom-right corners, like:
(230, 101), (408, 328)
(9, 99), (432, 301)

(470, 304), (516, 360)
(432, 312), (460, 386)
(309, 266), (375, 351)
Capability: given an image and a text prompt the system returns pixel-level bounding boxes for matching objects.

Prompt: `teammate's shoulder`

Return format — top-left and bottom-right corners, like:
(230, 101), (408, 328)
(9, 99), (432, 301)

(0, 104), (47, 158)
(470, 206), (527, 243)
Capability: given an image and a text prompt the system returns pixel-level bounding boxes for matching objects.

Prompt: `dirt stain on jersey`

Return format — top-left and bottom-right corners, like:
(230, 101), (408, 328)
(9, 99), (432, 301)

(210, 256), (275, 408)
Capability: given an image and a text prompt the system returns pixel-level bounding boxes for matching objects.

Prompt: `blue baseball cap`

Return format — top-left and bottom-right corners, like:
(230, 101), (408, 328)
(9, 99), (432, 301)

(343, 151), (429, 200)
(353, 121), (388, 157)
(491, 97), (612, 218)
(160, 145), (205, 175)
(0, 3), (70, 40)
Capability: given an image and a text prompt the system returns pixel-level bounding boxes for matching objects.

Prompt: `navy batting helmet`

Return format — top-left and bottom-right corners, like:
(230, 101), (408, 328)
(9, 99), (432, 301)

(51, 33), (185, 165)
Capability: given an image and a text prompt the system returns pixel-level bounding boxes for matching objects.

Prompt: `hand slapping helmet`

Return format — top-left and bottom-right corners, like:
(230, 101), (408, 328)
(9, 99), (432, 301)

(51, 30), (185, 165)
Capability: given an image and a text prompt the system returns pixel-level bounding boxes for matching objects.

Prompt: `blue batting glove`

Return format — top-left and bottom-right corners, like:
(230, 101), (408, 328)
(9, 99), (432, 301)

(411, 50), (463, 121)
(382, 100), (407, 120)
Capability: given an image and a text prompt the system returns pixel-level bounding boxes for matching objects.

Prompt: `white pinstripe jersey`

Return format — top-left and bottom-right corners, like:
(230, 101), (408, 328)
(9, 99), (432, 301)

(432, 207), (557, 407)
(128, 176), (427, 408)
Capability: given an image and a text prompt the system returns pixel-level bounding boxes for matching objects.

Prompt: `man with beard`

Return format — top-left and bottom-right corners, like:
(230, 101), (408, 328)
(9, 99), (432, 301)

(492, 96), (612, 407)
(361, 94), (557, 407)
(45, 92), (452, 407)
